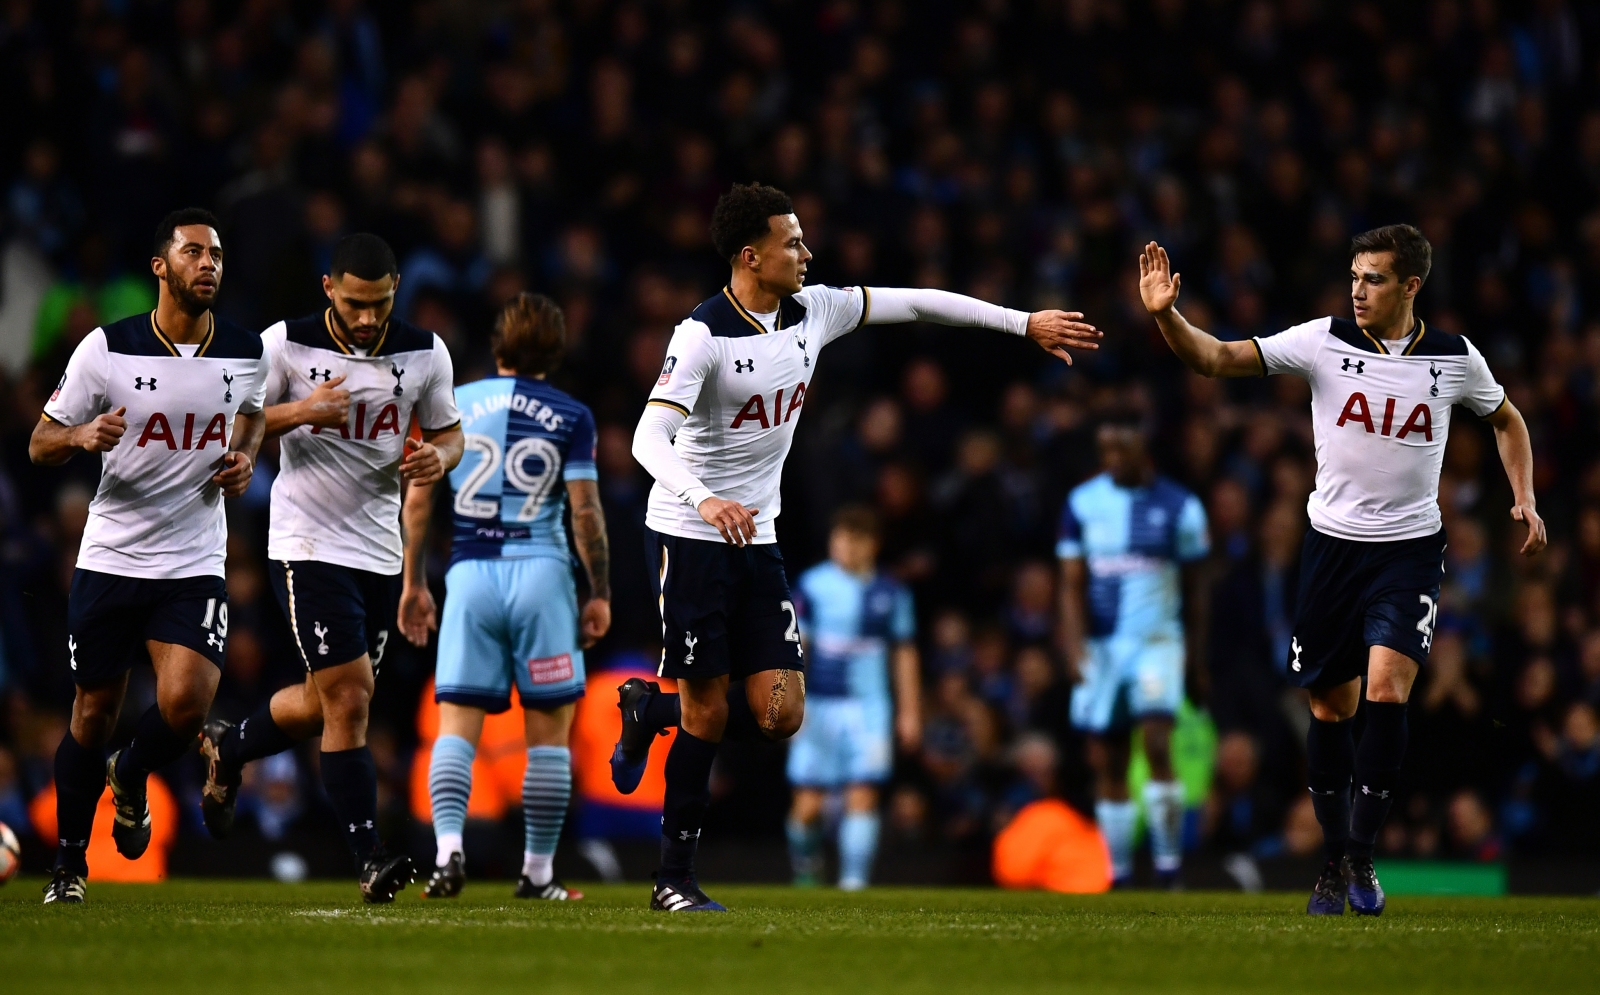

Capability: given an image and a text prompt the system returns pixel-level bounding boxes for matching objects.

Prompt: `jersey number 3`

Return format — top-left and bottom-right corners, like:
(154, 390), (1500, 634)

(454, 433), (563, 521)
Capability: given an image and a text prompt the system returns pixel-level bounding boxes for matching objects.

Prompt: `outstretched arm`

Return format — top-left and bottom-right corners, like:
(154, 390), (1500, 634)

(864, 287), (1101, 363)
(1484, 400), (1547, 556)
(1138, 242), (1263, 378)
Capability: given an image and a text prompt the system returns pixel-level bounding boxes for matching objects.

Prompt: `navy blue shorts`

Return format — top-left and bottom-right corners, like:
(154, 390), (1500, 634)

(647, 529), (804, 681)
(1287, 527), (1446, 690)
(270, 560), (399, 674)
(66, 569), (229, 686)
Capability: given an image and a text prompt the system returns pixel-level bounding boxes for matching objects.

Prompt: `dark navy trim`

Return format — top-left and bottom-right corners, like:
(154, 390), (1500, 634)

(102, 312), (261, 359)
(435, 688), (514, 715)
(688, 287), (810, 338)
(775, 293), (808, 330)
(1326, 317), (1384, 354)
(1404, 320), (1469, 357)
(1478, 395), (1508, 420)
(283, 312), (341, 352)
(517, 686), (585, 709)
(372, 316), (436, 357)
(102, 314), (174, 356)
(208, 315), (265, 359)
(283, 310), (435, 357)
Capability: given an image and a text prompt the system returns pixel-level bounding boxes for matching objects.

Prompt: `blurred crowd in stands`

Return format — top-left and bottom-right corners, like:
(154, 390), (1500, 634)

(3, 0), (1600, 879)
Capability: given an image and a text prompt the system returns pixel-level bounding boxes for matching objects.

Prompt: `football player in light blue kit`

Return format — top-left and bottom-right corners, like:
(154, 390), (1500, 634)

(786, 506), (921, 890)
(398, 294), (611, 901)
(1057, 415), (1209, 887)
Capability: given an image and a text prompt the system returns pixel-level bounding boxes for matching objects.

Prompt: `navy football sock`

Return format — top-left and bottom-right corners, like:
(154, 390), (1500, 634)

(1305, 716), (1356, 865)
(722, 685), (765, 743)
(659, 730), (719, 882)
(320, 746), (381, 868)
(115, 704), (192, 792)
(221, 700), (298, 767)
(54, 732), (105, 876)
(644, 691), (682, 732)
(1349, 701), (1408, 861)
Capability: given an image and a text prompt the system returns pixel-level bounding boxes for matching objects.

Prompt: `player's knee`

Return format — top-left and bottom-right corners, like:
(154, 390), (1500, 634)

(1308, 696), (1357, 722)
(321, 683), (371, 727)
(761, 706), (803, 740)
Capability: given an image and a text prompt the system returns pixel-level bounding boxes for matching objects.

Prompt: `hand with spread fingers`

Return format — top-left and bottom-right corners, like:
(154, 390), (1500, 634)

(1025, 311), (1102, 364)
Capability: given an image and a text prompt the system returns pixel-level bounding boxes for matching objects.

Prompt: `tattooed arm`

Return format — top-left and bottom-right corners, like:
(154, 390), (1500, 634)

(567, 478), (611, 647)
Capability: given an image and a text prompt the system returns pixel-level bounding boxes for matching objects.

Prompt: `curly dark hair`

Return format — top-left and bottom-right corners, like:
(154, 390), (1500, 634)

(493, 293), (566, 377)
(1350, 224), (1432, 285)
(709, 182), (793, 262)
(153, 207), (221, 256)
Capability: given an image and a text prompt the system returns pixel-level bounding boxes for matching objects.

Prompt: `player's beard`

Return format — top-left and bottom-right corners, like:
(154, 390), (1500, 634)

(330, 304), (382, 348)
(166, 270), (217, 316)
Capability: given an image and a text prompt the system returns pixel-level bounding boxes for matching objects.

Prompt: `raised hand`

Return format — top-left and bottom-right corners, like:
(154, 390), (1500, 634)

(698, 495), (760, 546)
(1025, 311), (1102, 364)
(300, 374), (350, 429)
(1139, 241), (1182, 315)
(76, 406), (128, 452)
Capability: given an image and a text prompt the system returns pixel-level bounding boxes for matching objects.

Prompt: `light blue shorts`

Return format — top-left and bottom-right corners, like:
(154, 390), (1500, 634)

(787, 697), (892, 788)
(435, 557), (586, 713)
(1070, 633), (1184, 734)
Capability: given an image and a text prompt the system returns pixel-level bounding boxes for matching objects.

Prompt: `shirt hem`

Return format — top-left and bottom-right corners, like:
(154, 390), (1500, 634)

(1306, 520), (1443, 543)
(265, 542), (403, 576)
(644, 515), (779, 544)
(74, 556), (225, 581)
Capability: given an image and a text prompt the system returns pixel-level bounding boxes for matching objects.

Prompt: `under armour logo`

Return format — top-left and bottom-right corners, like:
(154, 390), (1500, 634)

(313, 621), (330, 656)
(1290, 637), (1303, 672)
(207, 629), (225, 650)
(1341, 358), (1364, 374)
(134, 377), (156, 390)
(683, 631), (698, 666)
(796, 336), (810, 368)
(309, 367), (332, 382)
(348, 820), (374, 832)
(1360, 785), (1391, 800)
(1429, 362), (1442, 397)
(221, 370), (234, 403)
(68, 636), (77, 671)
(678, 829), (700, 841)
(735, 359), (755, 373)
(390, 363), (405, 396)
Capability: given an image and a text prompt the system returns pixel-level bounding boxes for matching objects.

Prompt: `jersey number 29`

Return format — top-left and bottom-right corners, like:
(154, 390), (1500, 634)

(454, 433), (563, 522)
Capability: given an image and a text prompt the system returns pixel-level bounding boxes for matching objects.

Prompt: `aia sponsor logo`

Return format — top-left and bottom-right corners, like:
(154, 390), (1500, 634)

(311, 401), (403, 440)
(136, 412), (229, 449)
(1336, 392), (1433, 441)
(730, 382), (807, 429)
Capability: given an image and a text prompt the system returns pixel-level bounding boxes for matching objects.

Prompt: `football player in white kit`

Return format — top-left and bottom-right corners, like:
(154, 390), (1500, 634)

(30, 209), (269, 903)
(611, 183), (1103, 912)
(197, 233), (463, 903)
(1138, 225), (1545, 916)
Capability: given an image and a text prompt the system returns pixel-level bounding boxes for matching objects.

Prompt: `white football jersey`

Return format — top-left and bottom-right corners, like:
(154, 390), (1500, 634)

(43, 311), (270, 579)
(644, 285), (869, 542)
(1254, 316), (1505, 541)
(263, 310), (461, 574)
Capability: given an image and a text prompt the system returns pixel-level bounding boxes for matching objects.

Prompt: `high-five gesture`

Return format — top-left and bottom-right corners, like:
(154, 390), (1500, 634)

(1139, 242), (1182, 315)
(1026, 310), (1102, 364)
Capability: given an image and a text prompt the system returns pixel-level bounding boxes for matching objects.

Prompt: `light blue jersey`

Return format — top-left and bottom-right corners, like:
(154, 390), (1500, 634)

(448, 376), (596, 565)
(1055, 473), (1209, 641)
(435, 375), (596, 712)
(1057, 473), (1209, 733)
(794, 562), (916, 701)
(788, 562), (915, 789)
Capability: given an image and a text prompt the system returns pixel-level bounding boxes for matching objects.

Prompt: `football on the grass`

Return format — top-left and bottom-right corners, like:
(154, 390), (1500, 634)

(0, 821), (19, 884)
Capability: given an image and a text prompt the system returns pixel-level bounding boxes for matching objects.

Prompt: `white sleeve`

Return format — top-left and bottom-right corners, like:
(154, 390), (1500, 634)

(633, 402), (714, 509)
(863, 287), (1030, 336)
(646, 319), (716, 417)
(1253, 316), (1329, 378)
(1461, 338), (1507, 417)
(43, 329), (110, 425)
(260, 323), (291, 406)
(238, 351), (270, 415)
(417, 336), (463, 430)
(794, 285), (868, 347)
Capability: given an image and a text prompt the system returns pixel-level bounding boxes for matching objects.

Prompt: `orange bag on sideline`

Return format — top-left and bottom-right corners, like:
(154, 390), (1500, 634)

(992, 798), (1113, 894)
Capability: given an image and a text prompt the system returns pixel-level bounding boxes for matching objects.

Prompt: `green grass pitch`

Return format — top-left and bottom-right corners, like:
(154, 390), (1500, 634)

(1, 880), (1596, 993)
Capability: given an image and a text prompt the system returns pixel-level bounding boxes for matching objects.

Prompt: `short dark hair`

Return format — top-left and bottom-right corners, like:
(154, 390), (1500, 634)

(153, 208), (221, 256)
(831, 504), (881, 541)
(709, 183), (793, 261)
(329, 233), (398, 281)
(493, 293), (566, 376)
(1350, 224), (1432, 284)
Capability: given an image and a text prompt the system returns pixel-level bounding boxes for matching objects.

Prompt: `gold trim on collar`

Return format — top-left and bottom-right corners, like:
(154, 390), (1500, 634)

(1360, 327), (1386, 354)
(149, 311), (214, 357)
(323, 308), (389, 355)
(1402, 319), (1427, 356)
(723, 287), (772, 334)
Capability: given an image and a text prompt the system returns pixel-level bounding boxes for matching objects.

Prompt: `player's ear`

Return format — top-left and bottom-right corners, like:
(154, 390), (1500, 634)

(322, 274), (335, 301)
(151, 254), (165, 279)
(1404, 275), (1422, 299)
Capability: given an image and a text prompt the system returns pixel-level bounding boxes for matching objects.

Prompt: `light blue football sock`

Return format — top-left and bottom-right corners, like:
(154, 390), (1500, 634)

(787, 817), (824, 885)
(522, 746), (572, 885)
(1096, 798), (1138, 882)
(838, 811), (880, 890)
(1143, 779), (1186, 874)
(428, 734), (475, 865)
